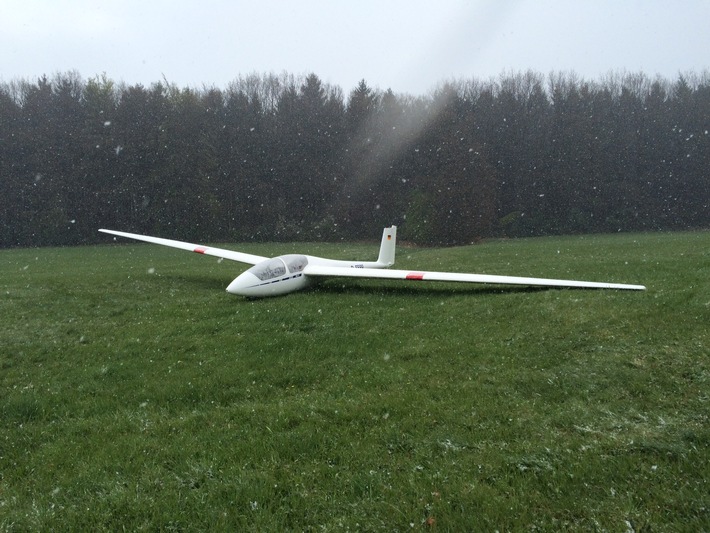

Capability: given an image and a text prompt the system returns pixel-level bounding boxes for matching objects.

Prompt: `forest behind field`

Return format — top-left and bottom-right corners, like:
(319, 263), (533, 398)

(1, 70), (708, 247)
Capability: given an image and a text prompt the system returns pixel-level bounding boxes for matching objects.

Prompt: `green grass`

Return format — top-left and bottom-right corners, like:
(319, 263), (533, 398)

(1, 231), (709, 531)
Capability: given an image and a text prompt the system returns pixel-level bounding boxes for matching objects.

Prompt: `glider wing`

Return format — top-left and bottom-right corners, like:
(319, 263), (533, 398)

(303, 265), (646, 291)
(98, 229), (268, 265)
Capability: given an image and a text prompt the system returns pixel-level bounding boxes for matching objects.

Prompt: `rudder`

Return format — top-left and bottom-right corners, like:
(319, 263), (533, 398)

(376, 226), (397, 266)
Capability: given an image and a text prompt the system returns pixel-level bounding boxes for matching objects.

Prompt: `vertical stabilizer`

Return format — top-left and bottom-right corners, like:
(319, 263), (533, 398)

(376, 226), (397, 267)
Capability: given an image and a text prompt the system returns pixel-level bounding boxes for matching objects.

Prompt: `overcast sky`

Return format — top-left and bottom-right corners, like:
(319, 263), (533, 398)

(2, 0), (709, 95)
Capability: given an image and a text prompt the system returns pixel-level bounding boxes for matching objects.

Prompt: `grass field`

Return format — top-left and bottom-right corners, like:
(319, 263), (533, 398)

(1, 231), (709, 531)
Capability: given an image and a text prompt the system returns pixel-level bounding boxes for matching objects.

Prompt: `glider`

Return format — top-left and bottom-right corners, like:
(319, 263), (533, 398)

(98, 226), (645, 297)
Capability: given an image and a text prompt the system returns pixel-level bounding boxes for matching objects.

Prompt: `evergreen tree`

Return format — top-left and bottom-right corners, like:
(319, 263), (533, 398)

(1, 70), (708, 247)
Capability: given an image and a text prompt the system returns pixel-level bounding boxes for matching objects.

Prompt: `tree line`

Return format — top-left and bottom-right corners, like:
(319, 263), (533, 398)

(1, 69), (708, 248)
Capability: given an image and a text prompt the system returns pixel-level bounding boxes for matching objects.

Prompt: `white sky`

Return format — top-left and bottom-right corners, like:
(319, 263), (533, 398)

(2, 0), (709, 95)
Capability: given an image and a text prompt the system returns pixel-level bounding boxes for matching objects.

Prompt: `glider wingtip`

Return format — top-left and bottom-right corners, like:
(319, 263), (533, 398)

(627, 284), (646, 291)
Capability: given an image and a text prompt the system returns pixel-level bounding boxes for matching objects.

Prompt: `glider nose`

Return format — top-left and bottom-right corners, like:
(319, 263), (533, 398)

(226, 271), (260, 295)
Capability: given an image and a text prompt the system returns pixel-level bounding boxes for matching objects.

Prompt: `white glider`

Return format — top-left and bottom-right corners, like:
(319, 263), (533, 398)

(98, 226), (645, 297)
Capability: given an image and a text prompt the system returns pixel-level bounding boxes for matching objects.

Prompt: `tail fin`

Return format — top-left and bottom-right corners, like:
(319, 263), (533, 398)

(376, 226), (397, 267)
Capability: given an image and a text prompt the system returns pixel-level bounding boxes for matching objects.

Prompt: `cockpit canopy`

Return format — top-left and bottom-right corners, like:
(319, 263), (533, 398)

(247, 254), (308, 281)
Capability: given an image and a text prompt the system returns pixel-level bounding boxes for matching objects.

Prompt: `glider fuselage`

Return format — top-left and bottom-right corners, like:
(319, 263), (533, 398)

(226, 254), (382, 297)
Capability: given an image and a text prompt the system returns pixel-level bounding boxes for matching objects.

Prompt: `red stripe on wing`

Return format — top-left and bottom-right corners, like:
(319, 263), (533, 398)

(193, 247), (207, 254)
(406, 272), (425, 280)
